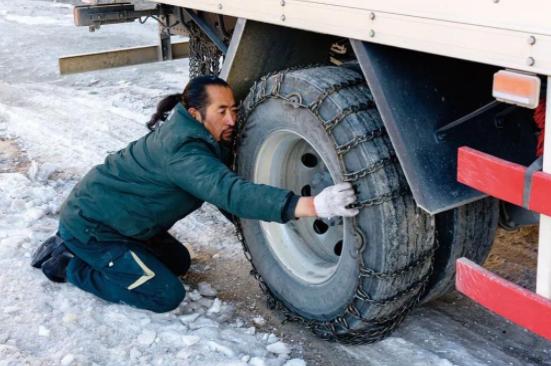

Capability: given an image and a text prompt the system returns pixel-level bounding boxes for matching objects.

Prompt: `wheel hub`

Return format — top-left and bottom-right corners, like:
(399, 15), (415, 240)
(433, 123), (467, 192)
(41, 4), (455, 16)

(253, 130), (345, 284)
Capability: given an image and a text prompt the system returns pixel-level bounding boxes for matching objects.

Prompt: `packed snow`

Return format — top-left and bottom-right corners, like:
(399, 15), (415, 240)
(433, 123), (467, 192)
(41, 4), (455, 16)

(0, 1), (303, 364)
(0, 168), (308, 365)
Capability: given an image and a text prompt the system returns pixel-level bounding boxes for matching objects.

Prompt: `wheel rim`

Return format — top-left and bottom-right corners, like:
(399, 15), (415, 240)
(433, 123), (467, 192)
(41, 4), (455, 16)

(253, 130), (344, 284)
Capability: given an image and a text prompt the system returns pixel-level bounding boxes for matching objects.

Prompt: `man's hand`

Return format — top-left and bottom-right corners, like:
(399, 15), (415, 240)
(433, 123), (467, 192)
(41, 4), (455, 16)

(313, 182), (359, 218)
(293, 183), (359, 219)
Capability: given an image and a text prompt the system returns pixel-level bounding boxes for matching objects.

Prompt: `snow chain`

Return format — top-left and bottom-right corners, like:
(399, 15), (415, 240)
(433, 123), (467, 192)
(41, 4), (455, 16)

(188, 22), (222, 78)
(231, 66), (438, 344)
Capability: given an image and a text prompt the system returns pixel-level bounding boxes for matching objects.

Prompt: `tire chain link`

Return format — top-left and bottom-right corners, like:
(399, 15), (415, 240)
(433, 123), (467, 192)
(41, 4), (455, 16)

(335, 127), (386, 154)
(231, 66), (438, 344)
(188, 22), (222, 78)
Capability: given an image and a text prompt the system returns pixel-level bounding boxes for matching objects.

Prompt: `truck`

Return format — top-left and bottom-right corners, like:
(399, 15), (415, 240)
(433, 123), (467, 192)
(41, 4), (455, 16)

(62, 0), (551, 344)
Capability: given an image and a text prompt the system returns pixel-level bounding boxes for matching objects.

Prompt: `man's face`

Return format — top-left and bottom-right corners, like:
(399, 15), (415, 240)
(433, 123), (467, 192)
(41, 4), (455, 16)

(191, 85), (237, 142)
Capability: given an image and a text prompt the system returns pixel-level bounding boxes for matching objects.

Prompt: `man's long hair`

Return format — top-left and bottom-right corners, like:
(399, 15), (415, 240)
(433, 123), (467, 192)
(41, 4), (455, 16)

(146, 75), (229, 131)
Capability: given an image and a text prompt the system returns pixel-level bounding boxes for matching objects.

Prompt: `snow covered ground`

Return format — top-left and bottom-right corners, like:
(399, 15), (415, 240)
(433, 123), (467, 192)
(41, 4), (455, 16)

(0, 1), (303, 365)
(0, 1), (550, 365)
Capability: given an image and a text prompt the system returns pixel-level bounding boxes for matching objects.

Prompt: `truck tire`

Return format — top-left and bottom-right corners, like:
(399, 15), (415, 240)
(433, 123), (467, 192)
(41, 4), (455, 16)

(421, 198), (499, 303)
(235, 65), (436, 343)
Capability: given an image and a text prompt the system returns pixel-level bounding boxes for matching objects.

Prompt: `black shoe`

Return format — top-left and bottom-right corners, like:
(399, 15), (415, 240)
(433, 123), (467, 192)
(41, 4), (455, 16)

(41, 244), (74, 283)
(31, 235), (64, 268)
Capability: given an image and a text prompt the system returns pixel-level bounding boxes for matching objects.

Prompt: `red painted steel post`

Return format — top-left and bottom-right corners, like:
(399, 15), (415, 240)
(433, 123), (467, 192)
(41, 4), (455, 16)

(456, 258), (551, 341)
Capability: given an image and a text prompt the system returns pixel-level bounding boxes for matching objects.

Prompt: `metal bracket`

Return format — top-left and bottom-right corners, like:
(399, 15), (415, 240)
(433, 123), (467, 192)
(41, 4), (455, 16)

(157, 5), (173, 61)
(436, 100), (501, 140)
(74, 3), (183, 61)
(180, 8), (228, 55)
(73, 3), (160, 31)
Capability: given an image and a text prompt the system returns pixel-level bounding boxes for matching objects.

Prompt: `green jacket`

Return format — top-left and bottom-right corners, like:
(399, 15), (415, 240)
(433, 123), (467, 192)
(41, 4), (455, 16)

(60, 103), (298, 244)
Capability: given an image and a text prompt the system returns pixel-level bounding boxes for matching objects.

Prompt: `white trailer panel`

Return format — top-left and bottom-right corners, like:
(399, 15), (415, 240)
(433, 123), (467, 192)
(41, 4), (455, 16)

(155, 0), (551, 75)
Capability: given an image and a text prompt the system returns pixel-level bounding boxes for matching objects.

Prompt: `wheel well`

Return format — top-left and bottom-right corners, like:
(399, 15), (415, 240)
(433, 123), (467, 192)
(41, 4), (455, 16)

(220, 19), (339, 101)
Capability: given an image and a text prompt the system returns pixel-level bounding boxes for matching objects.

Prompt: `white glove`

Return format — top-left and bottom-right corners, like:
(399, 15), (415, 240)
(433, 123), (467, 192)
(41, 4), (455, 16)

(313, 182), (359, 218)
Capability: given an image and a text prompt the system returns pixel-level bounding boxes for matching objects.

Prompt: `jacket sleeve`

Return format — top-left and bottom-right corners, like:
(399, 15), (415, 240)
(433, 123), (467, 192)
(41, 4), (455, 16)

(166, 141), (297, 223)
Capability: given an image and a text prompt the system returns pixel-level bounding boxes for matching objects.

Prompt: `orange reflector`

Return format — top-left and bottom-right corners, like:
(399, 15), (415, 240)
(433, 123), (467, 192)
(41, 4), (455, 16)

(493, 70), (540, 109)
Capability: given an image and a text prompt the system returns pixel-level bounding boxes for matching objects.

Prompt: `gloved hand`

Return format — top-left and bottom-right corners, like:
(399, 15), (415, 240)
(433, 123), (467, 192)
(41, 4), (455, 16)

(313, 182), (359, 218)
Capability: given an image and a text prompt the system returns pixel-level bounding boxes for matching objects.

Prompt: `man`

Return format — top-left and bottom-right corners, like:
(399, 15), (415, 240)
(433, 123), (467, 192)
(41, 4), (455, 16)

(31, 76), (358, 313)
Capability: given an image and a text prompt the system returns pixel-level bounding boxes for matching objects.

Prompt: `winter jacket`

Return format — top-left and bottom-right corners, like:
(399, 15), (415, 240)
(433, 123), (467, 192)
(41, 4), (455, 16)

(59, 103), (298, 244)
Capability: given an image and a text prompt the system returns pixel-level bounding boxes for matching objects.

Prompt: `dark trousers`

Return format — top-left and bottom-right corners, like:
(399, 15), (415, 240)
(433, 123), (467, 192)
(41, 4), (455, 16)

(59, 225), (190, 313)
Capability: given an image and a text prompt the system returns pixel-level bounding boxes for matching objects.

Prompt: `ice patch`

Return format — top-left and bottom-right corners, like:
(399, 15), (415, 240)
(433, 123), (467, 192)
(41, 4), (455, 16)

(249, 357), (267, 366)
(38, 325), (50, 337)
(253, 316), (266, 327)
(179, 313), (200, 324)
(189, 317), (220, 330)
(208, 340), (236, 357)
(188, 289), (202, 301)
(182, 335), (201, 346)
(198, 281), (218, 297)
(3, 305), (19, 314)
(208, 298), (223, 314)
(62, 313), (78, 323)
(159, 330), (182, 346)
(137, 330), (157, 346)
(284, 360), (306, 366)
(27, 161), (58, 183)
(267, 341), (290, 355)
(60, 354), (75, 365)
